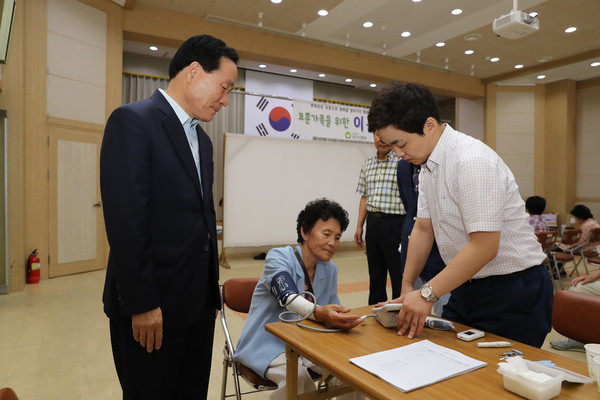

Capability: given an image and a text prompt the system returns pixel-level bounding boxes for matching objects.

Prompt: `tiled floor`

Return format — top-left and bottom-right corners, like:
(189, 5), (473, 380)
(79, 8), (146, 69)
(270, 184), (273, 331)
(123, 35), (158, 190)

(0, 248), (590, 399)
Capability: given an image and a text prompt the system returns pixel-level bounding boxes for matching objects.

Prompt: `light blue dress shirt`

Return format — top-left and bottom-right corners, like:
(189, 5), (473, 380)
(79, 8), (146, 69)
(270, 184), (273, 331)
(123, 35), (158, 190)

(158, 89), (203, 189)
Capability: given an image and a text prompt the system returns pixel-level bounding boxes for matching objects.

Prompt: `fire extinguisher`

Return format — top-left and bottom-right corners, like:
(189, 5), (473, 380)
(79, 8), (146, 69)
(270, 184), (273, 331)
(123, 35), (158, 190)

(27, 249), (41, 284)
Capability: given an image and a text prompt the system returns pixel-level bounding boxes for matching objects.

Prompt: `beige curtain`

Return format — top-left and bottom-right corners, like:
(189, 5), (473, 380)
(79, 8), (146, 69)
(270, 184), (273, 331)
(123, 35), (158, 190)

(122, 72), (169, 105)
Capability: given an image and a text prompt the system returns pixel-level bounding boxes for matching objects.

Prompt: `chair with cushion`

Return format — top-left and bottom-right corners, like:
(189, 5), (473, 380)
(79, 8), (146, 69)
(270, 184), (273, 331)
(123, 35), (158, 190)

(552, 289), (600, 345)
(577, 227), (600, 275)
(535, 231), (559, 290)
(219, 277), (277, 400)
(550, 229), (582, 289)
(0, 388), (18, 400)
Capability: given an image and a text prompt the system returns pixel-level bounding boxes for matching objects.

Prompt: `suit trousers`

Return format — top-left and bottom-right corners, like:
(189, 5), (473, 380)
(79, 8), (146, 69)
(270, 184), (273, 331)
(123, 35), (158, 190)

(365, 213), (405, 304)
(442, 264), (553, 348)
(109, 303), (216, 400)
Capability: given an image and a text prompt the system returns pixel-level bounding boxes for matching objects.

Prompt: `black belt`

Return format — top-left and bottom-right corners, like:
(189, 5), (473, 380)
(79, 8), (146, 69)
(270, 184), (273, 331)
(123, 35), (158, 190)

(367, 212), (404, 218)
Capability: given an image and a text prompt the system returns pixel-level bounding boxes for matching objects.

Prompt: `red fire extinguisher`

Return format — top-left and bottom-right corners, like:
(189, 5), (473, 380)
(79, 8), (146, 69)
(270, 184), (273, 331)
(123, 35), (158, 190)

(27, 249), (41, 284)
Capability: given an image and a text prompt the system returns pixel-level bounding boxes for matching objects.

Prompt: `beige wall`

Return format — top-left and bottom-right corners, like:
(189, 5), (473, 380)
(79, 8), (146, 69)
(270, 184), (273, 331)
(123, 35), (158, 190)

(575, 81), (600, 219)
(485, 79), (600, 225)
(495, 89), (536, 198)
(48, 0), (107, 125)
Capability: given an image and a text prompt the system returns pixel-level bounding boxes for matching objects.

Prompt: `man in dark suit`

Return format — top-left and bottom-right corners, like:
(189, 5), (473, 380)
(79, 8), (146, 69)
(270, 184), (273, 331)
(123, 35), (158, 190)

(397, 159), (448, 315)
(100, 35), (239, 400)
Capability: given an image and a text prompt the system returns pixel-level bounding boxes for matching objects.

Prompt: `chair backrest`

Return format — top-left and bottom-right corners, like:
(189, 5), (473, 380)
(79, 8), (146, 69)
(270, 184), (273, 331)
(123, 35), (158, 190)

(535, 231), (557, 252)
(588, 227), (600, 245)
(0, 388), (18, 400)
(560, 229), (582, 246)
(552, 290), (600, 344)
(222, 277), (260, 313)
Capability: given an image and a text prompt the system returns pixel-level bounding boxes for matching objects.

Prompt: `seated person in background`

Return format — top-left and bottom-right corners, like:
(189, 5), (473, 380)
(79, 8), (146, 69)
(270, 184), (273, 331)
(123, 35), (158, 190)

(559, 204), (600, 252)
(526, 196), (550, 232)
(550, 269), (600, 352)
(235, 198), (364, 400)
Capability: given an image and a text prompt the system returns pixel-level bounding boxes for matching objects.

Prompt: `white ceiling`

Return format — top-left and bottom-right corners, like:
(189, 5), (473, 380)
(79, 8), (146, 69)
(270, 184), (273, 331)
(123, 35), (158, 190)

(122, 0), (600, 91)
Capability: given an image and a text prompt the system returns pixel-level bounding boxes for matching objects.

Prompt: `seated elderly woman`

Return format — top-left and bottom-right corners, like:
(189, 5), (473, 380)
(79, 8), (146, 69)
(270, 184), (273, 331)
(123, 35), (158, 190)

(559, 204), (600, 252)
(234, 198), (364, 400)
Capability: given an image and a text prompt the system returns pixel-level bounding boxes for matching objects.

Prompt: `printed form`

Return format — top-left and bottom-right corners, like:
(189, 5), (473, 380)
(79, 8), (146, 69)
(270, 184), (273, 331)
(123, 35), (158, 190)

(349, 339), (487, 392)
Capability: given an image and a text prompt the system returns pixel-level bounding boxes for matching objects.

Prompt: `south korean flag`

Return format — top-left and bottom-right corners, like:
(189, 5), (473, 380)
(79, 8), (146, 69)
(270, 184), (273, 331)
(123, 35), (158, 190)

(244, 95), (299, 139)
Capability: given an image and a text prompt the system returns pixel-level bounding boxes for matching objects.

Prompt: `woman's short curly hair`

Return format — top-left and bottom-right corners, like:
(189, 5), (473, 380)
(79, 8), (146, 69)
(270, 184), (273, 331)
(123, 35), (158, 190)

(296, 198), (349, 244)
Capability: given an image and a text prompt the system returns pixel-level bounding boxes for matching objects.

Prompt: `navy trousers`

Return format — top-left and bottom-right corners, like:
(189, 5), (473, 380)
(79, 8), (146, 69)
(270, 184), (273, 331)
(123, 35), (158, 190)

(109, 305), (216, 400)
(442, 264), (553, 348)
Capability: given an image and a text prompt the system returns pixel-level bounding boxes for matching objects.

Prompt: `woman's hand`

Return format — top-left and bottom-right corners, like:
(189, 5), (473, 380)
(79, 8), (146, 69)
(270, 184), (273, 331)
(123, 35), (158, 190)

(314, 304), (364, 330)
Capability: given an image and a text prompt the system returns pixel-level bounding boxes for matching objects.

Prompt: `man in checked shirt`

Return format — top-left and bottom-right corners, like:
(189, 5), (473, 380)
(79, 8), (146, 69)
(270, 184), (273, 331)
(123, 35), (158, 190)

(354, 133), (406, 305)
(368, 82), (553, 348)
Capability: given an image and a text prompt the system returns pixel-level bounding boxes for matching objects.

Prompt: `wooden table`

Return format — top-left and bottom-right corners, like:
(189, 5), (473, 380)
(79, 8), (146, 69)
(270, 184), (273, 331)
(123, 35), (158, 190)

(266, 305), (597, 399)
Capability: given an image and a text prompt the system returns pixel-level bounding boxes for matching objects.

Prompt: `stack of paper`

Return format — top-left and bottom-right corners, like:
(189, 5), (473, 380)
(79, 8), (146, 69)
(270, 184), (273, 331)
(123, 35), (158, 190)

(349, 340), (487, 392)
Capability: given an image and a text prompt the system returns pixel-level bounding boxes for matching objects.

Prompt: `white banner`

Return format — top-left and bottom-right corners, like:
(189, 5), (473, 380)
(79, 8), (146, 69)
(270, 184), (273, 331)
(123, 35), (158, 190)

(244, 96), (373, 142)
(293, 100), (373, 142)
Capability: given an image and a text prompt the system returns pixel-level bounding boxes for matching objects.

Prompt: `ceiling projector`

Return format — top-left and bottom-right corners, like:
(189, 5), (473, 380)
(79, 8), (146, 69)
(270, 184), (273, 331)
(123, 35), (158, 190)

(493, 10), (539, 39)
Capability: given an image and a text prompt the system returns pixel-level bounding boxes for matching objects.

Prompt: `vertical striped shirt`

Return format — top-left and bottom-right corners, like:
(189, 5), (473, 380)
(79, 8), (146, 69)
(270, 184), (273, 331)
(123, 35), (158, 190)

(356, 151), (405, 215)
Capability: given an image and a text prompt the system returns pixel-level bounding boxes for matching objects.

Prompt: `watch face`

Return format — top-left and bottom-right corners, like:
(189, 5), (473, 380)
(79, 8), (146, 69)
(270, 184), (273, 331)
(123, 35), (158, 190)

(421, 285), (432, 297)
(420, 285), (435, 301)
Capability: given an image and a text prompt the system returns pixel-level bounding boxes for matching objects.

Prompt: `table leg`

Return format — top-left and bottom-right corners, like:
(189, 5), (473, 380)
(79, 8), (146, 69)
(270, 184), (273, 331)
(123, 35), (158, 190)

(285, 344), (298, 400)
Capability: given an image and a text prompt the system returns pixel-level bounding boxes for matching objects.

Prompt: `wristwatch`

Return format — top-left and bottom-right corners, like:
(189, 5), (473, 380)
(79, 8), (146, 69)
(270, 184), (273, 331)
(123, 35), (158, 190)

(419, 283), (439, 303)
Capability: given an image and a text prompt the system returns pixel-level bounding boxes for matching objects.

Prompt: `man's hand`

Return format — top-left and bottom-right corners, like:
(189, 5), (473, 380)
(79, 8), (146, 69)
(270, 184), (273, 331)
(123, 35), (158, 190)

(354, 226), (364, 248)
(396, 290), (433, 339)
(313, 304), (363, 330)
(132, 307), (163, 353)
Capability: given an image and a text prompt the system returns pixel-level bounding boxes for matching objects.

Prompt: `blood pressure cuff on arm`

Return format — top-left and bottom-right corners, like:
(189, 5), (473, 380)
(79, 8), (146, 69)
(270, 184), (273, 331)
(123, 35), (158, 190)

(270, 271), (299, 306)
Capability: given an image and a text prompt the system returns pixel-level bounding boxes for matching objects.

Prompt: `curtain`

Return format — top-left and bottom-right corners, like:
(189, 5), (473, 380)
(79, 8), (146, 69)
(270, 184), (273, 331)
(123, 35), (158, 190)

(122, 72), (169, 104)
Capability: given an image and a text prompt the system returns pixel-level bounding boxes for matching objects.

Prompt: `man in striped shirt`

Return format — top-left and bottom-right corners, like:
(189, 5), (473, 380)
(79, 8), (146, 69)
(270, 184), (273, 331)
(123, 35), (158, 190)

(355, 134), (406, 305)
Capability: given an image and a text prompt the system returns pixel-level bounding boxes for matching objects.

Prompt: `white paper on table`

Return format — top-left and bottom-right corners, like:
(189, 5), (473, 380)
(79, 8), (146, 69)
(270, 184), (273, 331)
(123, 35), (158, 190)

(349, 339), (487, 392)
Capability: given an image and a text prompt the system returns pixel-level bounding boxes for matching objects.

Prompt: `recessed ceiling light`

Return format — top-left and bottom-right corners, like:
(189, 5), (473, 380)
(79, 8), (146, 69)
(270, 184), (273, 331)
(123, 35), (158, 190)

(514, 64), (524, 69)
(591, 62), (600, 67)
(317, 9), (328, 16)
(259, 64), (267, 68)
(564, 27), (577, 33)
(370, 83), (377, 88)
(148, 45), (158, 51)
(464, 50), (474, 55)
(537, 56), (553, 63)
(490, 57), (500, 62)
(345, 78), (353, 83)
(451, 9), (462, 15)
(363, 21), (374, 28)
(537, 75), (546, 79)
(290, 69), (297, 73)
(464, 34), (482, 41)
(401, 31), (411, 38)
(435, 42), (445, 47)
(271, 0), (282, 3)
(318, 73), (326, 77)
(412, 0), (422, 2)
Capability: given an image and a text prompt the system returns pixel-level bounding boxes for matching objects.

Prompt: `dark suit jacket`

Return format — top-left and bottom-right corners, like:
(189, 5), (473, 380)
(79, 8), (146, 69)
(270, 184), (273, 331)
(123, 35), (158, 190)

(397, 159), (445, 282)
(100, 90), (219, 328)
